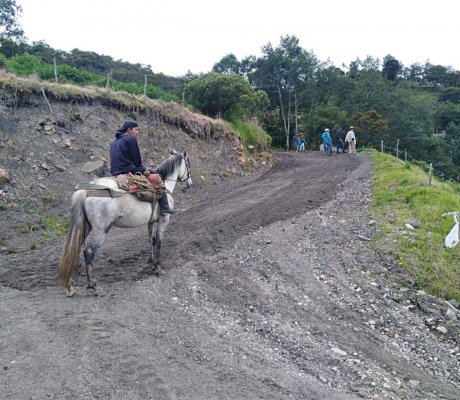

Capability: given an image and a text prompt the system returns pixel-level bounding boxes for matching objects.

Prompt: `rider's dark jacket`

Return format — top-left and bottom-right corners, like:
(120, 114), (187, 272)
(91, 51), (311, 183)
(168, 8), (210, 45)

(110, 132), (146, 176)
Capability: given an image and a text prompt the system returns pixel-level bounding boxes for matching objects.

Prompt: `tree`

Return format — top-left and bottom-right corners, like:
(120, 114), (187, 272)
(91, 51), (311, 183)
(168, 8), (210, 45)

(403, 63), (425, 84)
(352, 110), (389, 147)
(382, 55), (402, 81)
(185, 72), (253, 118)
(212, 54), (241, 75)
(303, 104), (348, 150)
(424, 64), (449, 88)
(0, 37), (20, 57)
(250, 35), (318, 149)
(0, 0), (25, 42)
(433, 103), (460, 130)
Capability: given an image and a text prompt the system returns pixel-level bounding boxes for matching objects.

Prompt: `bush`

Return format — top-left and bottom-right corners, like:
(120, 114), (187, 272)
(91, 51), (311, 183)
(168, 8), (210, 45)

(57, 64), (93, 85)
(5, 54), (43, 76)
(230, 121), (271, 150)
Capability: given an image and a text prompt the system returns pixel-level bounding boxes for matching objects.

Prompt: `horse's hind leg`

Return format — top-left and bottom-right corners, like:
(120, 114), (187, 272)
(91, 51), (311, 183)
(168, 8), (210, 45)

(83, 229), (108, 296)
(67, 223), (92, 297)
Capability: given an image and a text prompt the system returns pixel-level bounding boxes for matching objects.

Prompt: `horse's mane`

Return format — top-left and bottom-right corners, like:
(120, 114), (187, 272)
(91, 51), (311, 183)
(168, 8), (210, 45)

(154, 153), (183, 181)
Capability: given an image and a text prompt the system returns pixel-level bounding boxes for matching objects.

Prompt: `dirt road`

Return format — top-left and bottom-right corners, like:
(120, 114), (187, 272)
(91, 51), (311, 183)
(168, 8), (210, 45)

(1, 151), (459, 399)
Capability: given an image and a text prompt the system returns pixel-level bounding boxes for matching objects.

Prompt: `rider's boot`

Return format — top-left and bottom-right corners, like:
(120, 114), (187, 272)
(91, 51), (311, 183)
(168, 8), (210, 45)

(158, 190), (176, 214)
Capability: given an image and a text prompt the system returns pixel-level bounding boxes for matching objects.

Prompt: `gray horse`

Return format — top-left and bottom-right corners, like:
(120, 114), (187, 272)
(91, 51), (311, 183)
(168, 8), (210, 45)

(59, 150), (192, 297)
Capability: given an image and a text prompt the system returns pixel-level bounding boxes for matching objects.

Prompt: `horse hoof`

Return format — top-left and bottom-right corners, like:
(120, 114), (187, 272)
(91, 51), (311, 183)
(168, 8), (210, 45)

(88, 286), (105, 296)
(66, 286), (76, 297)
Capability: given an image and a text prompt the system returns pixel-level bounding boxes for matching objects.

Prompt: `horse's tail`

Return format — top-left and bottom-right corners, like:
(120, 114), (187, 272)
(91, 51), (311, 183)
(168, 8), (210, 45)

(59, 190), (87, 289)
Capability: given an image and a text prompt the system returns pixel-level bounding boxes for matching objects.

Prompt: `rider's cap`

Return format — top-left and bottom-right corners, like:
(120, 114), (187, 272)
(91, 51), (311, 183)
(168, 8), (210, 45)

(117, 120), (138, 133)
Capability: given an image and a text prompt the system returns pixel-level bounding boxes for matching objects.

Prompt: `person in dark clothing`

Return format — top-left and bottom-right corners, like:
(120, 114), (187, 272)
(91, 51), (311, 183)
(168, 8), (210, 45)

(110, 120), (145, 176)
(335, 128), (345, 154)
(110, 120), (175, 214)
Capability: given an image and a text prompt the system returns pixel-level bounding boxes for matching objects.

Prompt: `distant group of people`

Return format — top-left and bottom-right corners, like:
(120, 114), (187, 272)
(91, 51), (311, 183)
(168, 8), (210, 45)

(292, 133), (306, 151)
(322, 126), (357, 156)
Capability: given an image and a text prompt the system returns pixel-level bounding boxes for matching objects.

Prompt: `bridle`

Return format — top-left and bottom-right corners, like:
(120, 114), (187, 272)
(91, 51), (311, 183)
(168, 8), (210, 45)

(166, 156), (191, 183)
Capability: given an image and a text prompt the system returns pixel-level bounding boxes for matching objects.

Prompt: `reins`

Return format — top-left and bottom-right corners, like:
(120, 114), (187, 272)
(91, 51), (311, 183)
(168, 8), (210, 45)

(165, 159), (191, 183)
(165, 170), (190, 183)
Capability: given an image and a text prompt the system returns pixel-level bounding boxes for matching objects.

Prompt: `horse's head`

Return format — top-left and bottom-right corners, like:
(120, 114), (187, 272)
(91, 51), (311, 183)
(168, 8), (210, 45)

(171, 149), (192, 189)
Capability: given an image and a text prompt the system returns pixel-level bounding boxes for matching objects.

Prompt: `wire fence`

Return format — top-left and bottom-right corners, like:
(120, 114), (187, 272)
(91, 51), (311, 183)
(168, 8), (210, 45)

(365, 140), (460, 185)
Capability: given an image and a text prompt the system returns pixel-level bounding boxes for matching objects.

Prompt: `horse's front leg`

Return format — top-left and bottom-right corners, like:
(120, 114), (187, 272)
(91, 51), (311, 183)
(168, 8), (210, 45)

(148, 221), (163, 275)
(148, 221), (157, 265)
(154, 229), (163, 273)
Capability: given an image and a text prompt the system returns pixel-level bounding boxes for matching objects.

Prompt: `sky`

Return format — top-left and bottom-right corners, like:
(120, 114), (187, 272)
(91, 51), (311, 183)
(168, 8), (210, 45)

(16, 0), (460, 77)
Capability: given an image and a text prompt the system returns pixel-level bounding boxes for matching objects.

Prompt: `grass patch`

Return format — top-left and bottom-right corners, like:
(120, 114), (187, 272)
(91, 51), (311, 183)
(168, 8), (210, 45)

(370, 150), (460, 302)
(229, 120), (272, 151)
(40, 215), (69, 240)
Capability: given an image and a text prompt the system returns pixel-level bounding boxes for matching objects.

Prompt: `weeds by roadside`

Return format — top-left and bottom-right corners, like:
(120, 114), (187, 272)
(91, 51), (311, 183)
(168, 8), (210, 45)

(369, 150), (460, 302)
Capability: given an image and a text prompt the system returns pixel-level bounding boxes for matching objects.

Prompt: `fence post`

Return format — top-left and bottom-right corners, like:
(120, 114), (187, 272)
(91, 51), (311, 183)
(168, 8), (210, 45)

(404, 149), (407, 162)
(396, 139), (399, 159)
(381, 140), (383, 153)
(429, 163), (433, 186)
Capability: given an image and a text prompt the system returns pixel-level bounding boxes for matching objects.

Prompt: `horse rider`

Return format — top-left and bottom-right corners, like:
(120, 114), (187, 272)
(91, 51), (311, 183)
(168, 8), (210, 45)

(109, 119), (175, 214)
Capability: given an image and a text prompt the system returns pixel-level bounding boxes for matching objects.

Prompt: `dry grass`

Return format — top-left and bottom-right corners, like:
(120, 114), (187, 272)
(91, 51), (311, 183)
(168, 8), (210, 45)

(0, 68), (232, 138)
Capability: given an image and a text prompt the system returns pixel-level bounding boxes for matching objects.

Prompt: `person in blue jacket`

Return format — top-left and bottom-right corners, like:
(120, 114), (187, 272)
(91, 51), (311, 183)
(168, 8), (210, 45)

(110, 120), (175, 213)
(321, 128), (333, 156)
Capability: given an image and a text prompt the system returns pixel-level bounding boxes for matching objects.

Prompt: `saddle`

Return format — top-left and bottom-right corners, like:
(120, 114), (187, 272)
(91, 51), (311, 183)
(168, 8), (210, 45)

(117, 172), (164, 203)
(81, 173), (165, 204)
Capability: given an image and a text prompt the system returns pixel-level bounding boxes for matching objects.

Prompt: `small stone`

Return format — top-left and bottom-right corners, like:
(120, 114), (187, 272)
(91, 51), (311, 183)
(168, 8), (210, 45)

(81, 160), (104, 173)
(407, 219), (421, 228)
(446, 309), (456, 321)
(331, 347), (347, 356)
(0, 169), (10, 183)
(436, 326), (448, 334)
(448, 299), (459, 309)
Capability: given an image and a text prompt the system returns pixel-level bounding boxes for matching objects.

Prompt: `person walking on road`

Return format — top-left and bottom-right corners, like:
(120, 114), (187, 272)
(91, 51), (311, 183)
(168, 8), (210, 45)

(322, 128), (333, 156)
(335, 128), (345, 154)
(345, 126), (357, 154)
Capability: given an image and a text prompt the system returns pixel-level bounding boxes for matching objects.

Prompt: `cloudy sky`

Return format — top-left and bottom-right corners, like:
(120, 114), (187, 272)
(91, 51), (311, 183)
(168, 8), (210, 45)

(16, 0), (460, 77)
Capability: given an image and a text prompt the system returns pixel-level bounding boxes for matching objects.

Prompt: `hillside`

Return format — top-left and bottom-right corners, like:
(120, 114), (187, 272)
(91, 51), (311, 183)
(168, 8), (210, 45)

(0, 72), (268, 252)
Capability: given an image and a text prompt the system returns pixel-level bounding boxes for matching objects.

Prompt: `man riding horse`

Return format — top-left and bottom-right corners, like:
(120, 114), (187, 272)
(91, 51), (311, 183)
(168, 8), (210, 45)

(110, 120), (175, 214)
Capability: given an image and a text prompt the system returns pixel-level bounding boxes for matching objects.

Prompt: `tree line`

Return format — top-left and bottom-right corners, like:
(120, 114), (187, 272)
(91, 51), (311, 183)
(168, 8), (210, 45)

(2, 0), (460, 179)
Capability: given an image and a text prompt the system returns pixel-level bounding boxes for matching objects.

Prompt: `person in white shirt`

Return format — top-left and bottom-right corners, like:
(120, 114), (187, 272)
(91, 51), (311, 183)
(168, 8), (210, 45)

(345, 126), (357, 154)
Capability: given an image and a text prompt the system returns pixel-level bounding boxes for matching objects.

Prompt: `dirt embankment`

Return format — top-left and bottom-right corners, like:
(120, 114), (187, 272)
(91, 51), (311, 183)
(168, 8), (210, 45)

(0, 87), (260, 252)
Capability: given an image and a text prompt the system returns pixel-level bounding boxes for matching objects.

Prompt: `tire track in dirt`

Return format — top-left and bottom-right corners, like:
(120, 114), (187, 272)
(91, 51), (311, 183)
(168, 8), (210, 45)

(0, 152), (360, 292)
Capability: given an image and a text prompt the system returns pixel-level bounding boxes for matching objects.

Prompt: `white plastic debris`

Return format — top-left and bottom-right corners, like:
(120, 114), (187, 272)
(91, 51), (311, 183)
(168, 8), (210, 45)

(442, 211), (459, 248)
